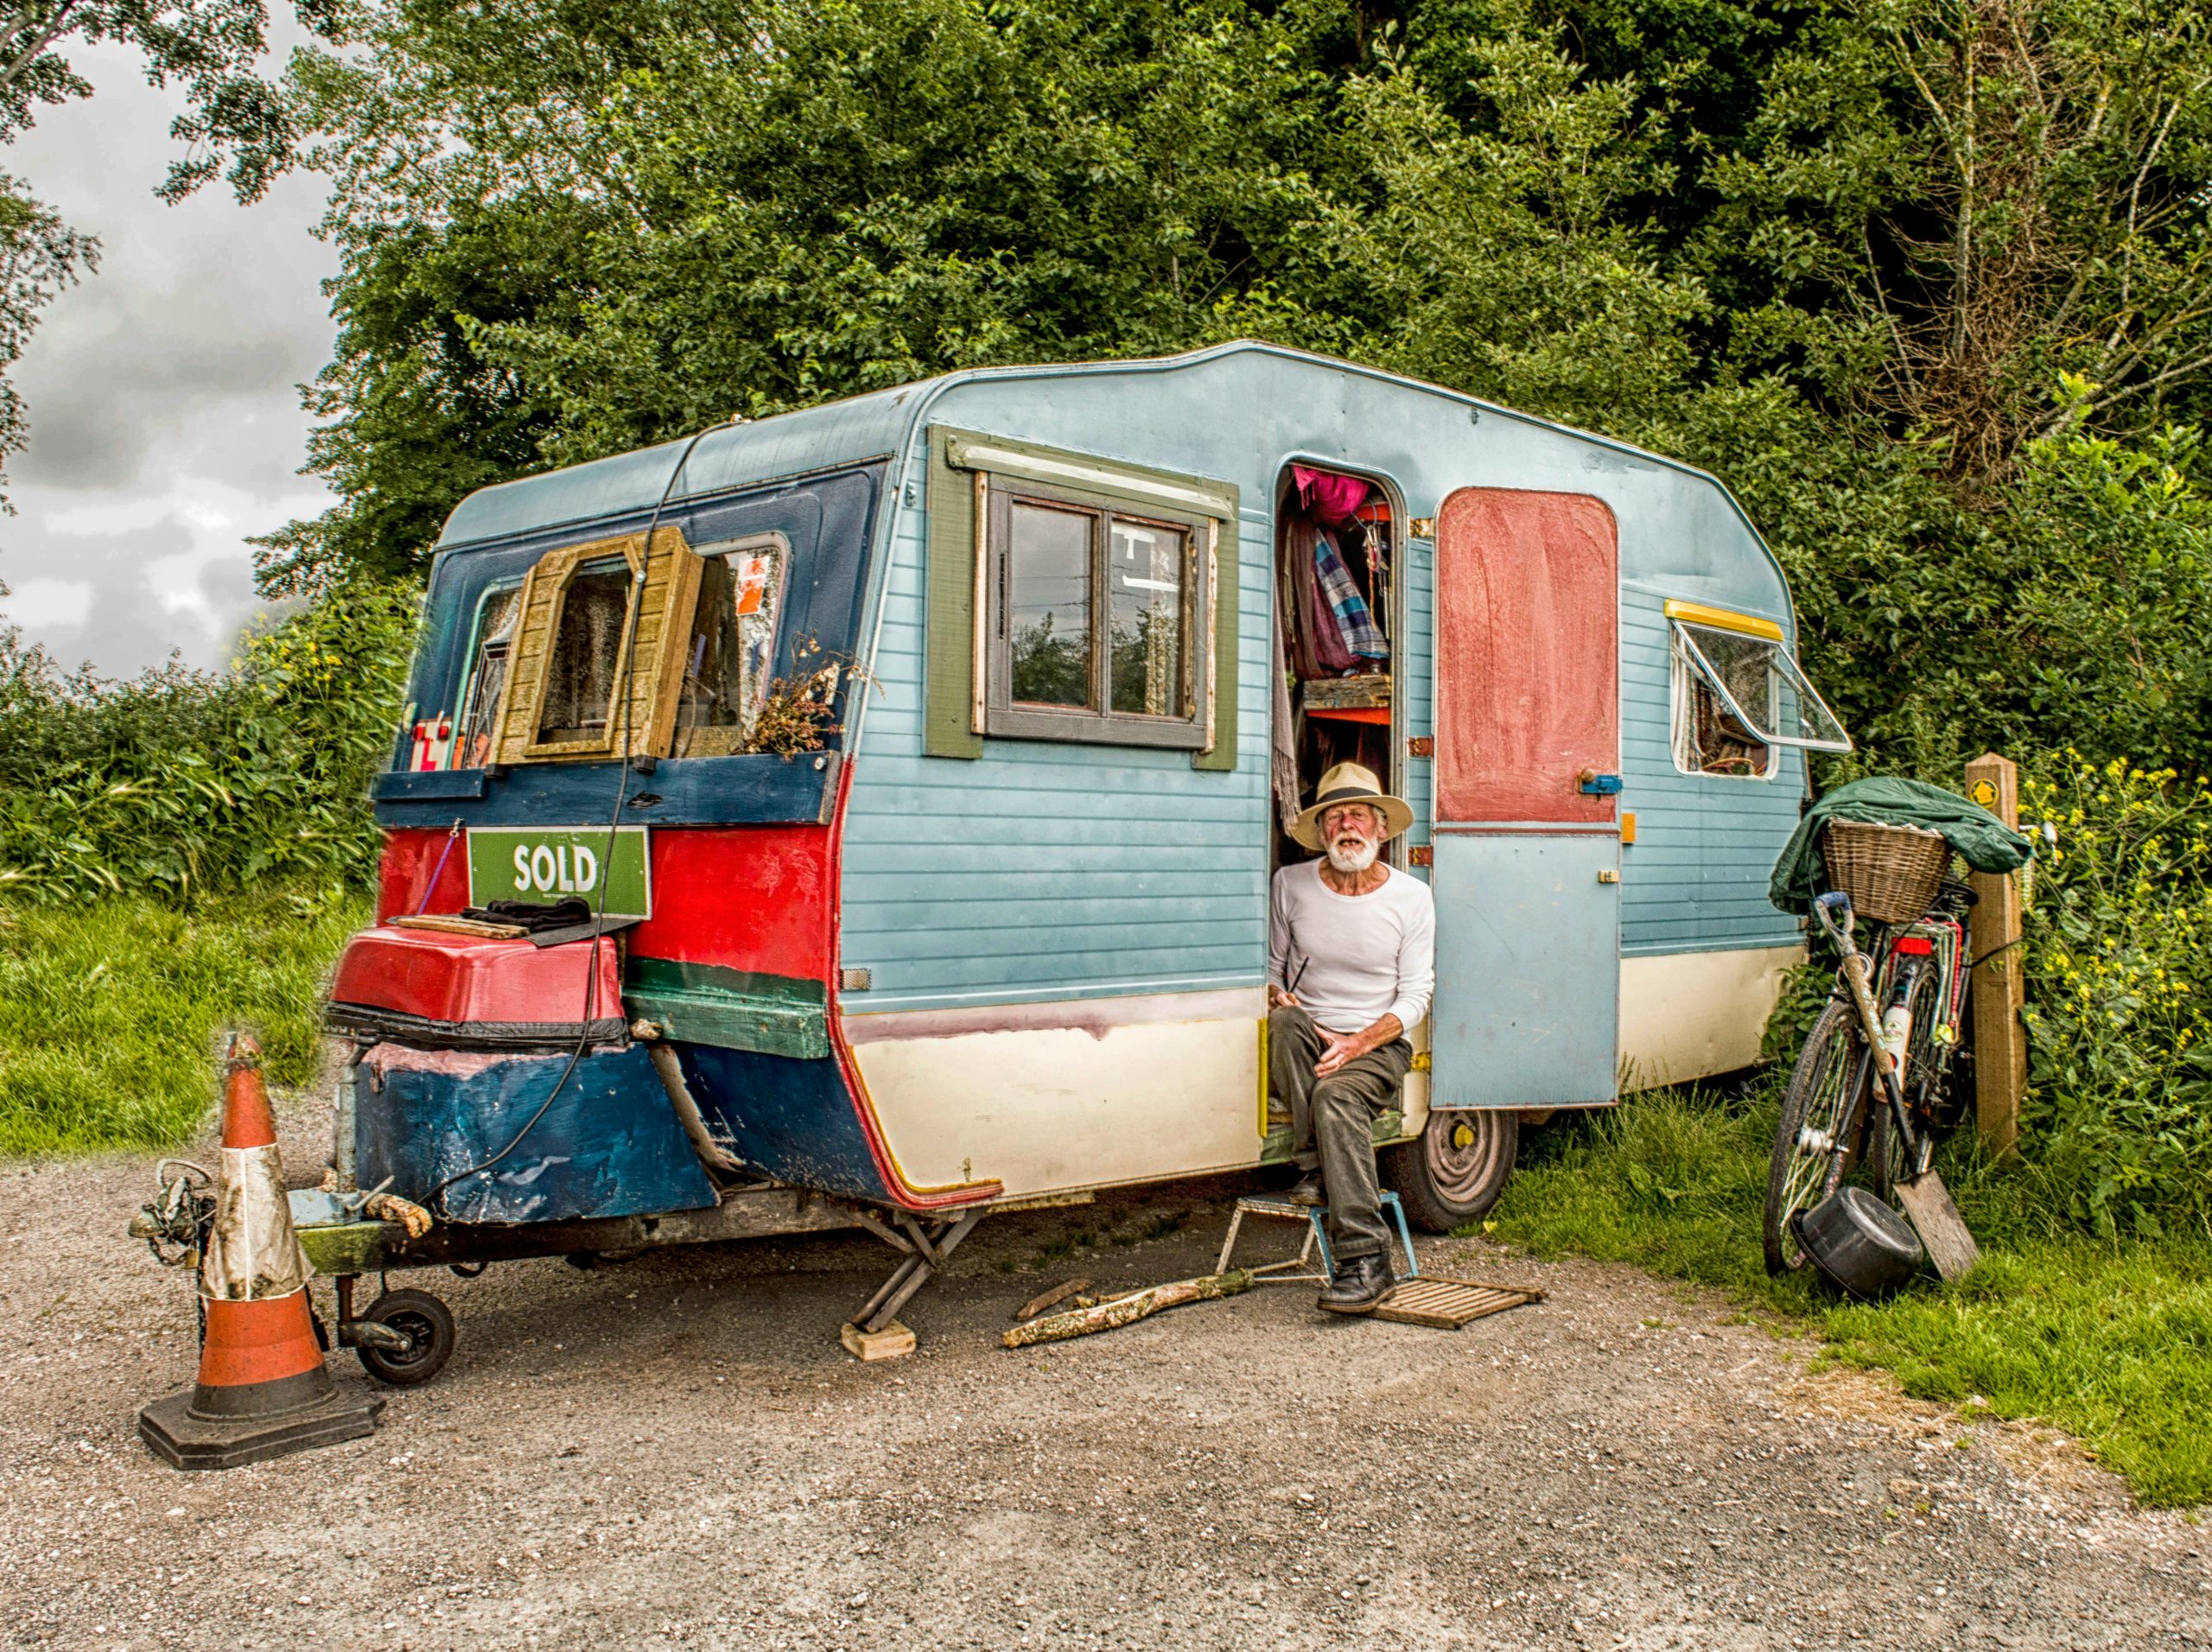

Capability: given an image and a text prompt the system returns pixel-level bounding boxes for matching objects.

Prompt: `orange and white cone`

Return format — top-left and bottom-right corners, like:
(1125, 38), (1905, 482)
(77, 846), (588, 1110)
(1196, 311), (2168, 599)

(138, 1036), (383, 1470)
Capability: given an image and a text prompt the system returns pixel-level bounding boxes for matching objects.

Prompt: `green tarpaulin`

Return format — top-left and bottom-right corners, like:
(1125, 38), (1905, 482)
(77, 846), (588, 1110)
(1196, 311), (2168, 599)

(1768, 776), (2036, 914)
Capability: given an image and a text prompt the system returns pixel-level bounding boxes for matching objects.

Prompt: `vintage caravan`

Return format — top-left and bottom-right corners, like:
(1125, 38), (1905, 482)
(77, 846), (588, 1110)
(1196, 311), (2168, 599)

(323, 341), (1848, 1358)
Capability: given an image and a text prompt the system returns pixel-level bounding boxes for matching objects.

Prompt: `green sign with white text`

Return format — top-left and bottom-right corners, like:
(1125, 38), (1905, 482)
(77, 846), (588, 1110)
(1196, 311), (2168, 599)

(467, 826), (652, 919)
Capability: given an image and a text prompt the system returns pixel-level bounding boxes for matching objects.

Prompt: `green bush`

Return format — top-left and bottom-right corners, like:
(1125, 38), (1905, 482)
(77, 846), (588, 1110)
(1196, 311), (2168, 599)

(0, 581), (416, 903)
(2020, 757), (2212, 1239)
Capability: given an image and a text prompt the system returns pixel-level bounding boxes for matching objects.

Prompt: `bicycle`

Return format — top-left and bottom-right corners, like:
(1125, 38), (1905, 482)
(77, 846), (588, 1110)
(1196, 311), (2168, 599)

(1761, 870), (1977, 1278)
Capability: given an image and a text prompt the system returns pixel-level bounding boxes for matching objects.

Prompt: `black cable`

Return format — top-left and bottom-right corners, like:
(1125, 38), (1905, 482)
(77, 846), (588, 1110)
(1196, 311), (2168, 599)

(428, 419), (735, 1216)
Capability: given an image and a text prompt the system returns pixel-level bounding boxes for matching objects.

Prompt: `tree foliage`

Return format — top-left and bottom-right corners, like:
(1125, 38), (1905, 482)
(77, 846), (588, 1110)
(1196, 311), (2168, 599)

(267, 0), (2212, 785)
(0, 3), (342, 508)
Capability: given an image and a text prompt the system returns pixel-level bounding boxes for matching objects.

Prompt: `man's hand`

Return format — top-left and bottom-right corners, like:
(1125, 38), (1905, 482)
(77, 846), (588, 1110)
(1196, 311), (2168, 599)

(1268, 984), (1301, 1010)
(1313, 1013), (1404, 1078)
(1313, 1026), (1367, 1077)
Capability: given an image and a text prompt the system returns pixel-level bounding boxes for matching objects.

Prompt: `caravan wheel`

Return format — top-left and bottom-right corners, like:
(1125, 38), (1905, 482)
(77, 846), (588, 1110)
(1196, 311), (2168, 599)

(1382, 1109), (1518, 1232)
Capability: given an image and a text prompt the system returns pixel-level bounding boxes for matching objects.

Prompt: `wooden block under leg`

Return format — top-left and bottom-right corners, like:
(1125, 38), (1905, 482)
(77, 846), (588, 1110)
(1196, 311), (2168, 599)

(841, 1320), (918, 1361)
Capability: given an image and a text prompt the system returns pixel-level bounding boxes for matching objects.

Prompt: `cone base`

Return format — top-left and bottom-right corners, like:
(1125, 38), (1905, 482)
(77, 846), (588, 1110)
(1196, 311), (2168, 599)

(138, 1382), (385, 1471)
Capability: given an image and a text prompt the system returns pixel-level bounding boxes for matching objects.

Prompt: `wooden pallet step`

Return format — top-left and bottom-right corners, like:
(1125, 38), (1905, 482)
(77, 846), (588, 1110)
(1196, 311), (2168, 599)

(1372, 1274), (1545, 1331)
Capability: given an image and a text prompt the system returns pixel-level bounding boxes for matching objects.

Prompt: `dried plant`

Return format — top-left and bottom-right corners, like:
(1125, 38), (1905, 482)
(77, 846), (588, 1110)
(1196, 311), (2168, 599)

(743, 636), (874, 758)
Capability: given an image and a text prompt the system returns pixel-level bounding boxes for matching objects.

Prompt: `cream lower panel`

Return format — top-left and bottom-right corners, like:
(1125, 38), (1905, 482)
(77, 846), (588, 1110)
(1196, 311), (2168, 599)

(1619, 944), (1803, 1091)
(849, 994), (1267, 1198)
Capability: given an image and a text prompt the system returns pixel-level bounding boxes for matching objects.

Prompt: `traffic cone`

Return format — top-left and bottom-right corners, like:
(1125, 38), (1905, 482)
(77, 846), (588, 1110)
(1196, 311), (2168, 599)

(138, 1036), (384, 1469)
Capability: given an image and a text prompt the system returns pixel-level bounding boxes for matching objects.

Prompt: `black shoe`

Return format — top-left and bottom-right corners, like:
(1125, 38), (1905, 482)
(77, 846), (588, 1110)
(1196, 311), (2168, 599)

(1317, 1251), (1395, 1314)
(1286, 1176), (1325, 1207)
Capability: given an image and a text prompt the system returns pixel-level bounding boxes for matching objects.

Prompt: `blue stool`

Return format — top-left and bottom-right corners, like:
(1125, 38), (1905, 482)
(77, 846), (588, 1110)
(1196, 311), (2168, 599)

(1216, 1190), (1421, 1283)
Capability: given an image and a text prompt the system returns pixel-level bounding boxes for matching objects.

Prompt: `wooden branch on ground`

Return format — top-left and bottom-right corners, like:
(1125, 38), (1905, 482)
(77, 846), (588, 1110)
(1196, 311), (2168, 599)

(1013, 1276), (1093, 1323)
(1002, 1271), (1252, 1349)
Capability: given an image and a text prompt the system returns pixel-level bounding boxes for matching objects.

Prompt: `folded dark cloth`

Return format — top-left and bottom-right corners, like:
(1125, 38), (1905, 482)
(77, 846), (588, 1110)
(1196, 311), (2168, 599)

(462, 897), (594, 932)
(1769, 776), (2036, 914)
(457, 898), (644, 949)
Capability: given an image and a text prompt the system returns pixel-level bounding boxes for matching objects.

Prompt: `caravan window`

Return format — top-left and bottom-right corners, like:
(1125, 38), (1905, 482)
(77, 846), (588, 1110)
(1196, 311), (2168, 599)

(450, 581), (523, 768)
(1667, 602), (1850, 777)
(983, 478), (1208, 748)
(674, 536), (789, 755)
(537, 558), (635, 742)
(487, 525), (702, 766)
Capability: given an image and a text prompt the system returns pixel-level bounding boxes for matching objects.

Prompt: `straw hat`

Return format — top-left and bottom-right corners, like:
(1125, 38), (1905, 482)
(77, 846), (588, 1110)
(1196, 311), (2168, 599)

(1291, 761), (1414, 851)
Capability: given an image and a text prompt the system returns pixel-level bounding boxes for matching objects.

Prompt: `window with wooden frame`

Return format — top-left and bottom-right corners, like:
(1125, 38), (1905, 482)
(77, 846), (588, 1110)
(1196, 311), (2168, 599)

(490, 525), (702, 765)
(671, 533), (791, 757)
(925, 428), (1239, 764)
(1666, 600), (1850, 778)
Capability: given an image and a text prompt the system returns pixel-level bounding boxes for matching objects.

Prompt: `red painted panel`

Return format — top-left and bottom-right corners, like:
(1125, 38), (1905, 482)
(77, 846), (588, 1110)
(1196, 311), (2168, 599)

(1433, 489), (1619, 824)
(373, 825), (832, 982)
(627, 828), (834, 979)
(377, 829), (470, 922)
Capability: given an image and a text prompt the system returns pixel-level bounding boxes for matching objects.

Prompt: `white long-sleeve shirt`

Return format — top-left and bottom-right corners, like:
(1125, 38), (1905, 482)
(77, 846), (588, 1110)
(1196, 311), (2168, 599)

(1267, 860), (1436, 1036)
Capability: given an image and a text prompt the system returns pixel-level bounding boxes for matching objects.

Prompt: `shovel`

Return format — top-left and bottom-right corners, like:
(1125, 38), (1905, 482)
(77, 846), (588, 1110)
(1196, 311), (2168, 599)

(1818, 893), (1980, 1282)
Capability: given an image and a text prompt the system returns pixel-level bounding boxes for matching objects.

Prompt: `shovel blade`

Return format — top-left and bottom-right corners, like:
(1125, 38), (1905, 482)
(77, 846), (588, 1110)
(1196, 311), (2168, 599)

(1895, 1171), (1980, 1281)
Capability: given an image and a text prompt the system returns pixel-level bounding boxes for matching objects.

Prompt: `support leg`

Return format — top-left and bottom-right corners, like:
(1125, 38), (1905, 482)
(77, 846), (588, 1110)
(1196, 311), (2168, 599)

(849, 1208), (986, 1340)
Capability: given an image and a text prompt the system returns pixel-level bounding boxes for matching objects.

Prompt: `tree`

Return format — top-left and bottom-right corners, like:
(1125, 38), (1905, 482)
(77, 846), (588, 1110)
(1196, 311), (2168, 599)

(0, 2), (339, 508)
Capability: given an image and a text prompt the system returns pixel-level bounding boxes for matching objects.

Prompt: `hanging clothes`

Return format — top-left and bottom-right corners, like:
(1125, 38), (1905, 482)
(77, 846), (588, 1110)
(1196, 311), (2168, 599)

(1304, 550), (1359, 672)
(1292, 465), (1370, 526)
(1314, 529), (1389, 663)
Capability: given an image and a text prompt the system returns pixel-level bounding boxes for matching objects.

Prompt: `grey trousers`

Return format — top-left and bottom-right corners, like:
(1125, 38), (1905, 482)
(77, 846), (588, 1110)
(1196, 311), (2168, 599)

(1268, 1005), (1411, 1261)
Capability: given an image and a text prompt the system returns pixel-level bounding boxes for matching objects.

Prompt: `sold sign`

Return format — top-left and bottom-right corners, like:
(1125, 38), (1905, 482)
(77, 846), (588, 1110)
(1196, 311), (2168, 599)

(465, 827), (652, 919)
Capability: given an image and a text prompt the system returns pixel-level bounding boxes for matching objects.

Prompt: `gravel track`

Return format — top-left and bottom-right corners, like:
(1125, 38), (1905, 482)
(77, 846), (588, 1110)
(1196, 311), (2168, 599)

(5, 1093), (2208, 1651)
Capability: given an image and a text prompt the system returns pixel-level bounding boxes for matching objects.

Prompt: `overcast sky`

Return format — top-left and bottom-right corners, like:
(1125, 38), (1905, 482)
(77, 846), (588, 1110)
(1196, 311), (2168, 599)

(0, 33), (338, 677)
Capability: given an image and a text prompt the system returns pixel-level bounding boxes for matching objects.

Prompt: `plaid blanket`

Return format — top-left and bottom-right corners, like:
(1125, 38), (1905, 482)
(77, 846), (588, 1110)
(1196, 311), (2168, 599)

(1313, 531), (1389, 661)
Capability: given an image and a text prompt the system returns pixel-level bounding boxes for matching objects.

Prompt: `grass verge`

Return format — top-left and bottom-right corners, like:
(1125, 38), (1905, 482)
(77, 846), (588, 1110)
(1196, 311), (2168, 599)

(1485, 1089), (2212, 1508)
(0, 886), (370, 1155)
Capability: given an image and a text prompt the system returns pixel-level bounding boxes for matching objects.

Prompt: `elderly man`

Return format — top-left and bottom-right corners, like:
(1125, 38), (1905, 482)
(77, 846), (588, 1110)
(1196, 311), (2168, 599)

(1268, 761), (1436, 1313)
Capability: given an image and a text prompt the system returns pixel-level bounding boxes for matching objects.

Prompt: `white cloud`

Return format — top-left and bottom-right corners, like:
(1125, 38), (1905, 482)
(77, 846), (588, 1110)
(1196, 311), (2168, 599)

(0, 28), (339, 677)
(2, 575), (92, 626)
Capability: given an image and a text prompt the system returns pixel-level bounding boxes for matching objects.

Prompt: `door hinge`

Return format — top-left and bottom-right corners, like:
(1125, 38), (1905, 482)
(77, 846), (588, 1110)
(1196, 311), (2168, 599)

(1407, 736), (1434, 758)
(1597, 868), (1620, 884)
(1409, 845), (1433, 867)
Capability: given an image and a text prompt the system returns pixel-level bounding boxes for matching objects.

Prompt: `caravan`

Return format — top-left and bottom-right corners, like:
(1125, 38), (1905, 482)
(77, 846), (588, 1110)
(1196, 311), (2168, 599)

(323, 342), (1850, 1352)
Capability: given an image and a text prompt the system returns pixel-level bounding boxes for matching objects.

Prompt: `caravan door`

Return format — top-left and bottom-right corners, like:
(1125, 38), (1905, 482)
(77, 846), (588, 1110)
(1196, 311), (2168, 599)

(1428, 489), (1621, 1108)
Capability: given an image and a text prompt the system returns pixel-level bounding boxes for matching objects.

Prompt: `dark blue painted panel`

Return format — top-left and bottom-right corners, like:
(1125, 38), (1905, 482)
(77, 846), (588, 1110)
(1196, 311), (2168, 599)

(355, 1044), (719, 1224)
(678, 1044), (893, 1204)
(397, 462), (886, 768)
(373, 769), (489, 805)
(372, 751), (838, 829)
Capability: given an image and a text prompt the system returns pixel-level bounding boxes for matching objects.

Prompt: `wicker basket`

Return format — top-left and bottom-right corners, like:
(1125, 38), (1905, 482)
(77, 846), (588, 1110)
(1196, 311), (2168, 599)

(1820, 820), (1953, 924)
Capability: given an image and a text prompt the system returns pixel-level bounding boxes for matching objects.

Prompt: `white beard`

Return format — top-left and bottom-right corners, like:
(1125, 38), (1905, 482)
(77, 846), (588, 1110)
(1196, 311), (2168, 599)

(1325, 837), (1381, 875)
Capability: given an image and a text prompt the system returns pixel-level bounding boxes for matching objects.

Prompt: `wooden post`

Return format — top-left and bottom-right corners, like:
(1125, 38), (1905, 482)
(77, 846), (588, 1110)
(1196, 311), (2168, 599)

(1966, 753), (2025, 1160)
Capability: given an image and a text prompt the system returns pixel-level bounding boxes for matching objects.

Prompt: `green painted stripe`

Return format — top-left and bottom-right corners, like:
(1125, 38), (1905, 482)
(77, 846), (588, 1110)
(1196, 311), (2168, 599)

(624, 955), (830, 1059)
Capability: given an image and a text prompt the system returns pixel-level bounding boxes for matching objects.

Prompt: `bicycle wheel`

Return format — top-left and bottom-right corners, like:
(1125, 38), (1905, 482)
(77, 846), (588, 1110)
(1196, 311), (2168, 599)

(1763, 997), (1873, 1275)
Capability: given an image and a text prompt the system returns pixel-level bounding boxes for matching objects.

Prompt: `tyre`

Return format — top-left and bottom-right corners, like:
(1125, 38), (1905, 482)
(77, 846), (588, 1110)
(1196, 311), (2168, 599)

(353, 1288), (456, 1388)
(1762, 998), (1873, 1275)
(1382, 1108), (1519, 1232)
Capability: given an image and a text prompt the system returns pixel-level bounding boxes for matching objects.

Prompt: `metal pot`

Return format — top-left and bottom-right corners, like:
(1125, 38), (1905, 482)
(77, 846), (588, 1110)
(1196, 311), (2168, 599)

(1795, 1186), (1923, 1299)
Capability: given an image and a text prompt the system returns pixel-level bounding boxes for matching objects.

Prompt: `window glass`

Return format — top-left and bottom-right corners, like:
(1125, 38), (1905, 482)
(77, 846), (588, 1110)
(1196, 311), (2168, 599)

(1109, 518), (1187, 717)
(537, 559), (633, 741)
(1008, 501), (1093, 708)
(451, 582), (523, 768)
(1673, 638), (1774, 778)
(1675, 621), (1850, 751)
(676, 543), (785, 752)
